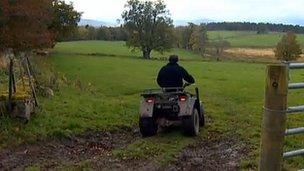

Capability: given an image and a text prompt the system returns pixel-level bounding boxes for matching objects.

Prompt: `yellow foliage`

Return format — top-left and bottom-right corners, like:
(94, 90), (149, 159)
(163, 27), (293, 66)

(0, 54), (6, 69)
(0, 77), (32, 101)
(0, 90), (31, 101)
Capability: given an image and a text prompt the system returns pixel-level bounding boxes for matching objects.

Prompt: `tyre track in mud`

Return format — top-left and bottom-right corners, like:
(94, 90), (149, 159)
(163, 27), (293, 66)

(76, 131), (249, 171)
(0, 127), (249, 170)
(163, 134), (249, 171)
(0, 127), (139, 170)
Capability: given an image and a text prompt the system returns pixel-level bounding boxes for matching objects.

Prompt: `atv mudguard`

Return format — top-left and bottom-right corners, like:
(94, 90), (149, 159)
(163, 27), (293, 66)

(139, 100), (154, 117)
(178, 97), (196, 117)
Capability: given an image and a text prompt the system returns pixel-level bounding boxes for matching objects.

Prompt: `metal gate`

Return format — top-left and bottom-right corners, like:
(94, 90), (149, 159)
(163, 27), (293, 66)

(284, 63), (304, 160)
(259, 63), (304, 171)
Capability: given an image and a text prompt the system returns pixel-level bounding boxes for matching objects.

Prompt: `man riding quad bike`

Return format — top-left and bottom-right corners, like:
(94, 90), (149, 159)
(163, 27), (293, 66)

(139, 55), (205, 137)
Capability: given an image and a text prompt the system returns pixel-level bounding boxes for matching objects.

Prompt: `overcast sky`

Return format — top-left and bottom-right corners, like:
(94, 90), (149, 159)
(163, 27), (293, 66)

(65, 0), (304, 25)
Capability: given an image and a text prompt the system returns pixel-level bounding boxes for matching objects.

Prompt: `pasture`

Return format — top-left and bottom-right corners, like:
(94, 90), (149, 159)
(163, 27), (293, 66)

(208, 31), (304, 48)
(54, 40), (202, 60)
(0, 40), (304, 169)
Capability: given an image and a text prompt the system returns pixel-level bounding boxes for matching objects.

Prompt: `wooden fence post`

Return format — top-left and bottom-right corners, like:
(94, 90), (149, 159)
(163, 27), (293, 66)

(24, 56), (38, 107)
(259, 64), (288, 171)
(7, 58), (13, 113)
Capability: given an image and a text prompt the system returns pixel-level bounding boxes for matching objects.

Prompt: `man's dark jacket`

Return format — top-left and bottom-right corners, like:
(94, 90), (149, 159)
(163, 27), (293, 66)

(157, 62), (195, 88)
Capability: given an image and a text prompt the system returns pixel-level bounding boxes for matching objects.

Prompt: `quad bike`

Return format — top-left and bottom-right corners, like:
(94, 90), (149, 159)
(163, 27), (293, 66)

(139, 83), (205, 137)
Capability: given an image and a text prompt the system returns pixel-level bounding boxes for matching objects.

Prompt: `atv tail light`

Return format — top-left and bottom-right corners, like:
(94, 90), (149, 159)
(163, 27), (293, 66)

(146, 97), (155, 103)
(179, 96), (187, 102)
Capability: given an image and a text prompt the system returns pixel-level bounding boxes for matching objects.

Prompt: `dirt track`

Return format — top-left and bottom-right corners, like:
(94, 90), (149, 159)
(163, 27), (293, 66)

(0, 128), (138, 170)
(224, 48), (304, 61)
(164, 135), (248, 171)
(0, 128), (248, 170)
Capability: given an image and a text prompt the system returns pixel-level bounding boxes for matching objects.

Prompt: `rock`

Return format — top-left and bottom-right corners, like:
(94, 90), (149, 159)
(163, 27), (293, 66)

(38, 86), (54, 98)
(45, 87), (54, 98)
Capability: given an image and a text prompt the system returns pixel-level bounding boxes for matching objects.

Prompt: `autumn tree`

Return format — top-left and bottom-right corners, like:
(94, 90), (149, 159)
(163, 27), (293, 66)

(189, 24), (208, 54)
(50, 0), (82, 42)
(86, 25), (97, 40)
(122, 0), (174, 59)
(0, 0), (81, 51)
(173, 26), (184, 48)
(275, 32), (302, 61)
(76, 26), (90, 40)
(174, 23), (208, 54)
(209, 36), (231, 61)
(181, 23), (195, 50)
(1, 0), (54, 53)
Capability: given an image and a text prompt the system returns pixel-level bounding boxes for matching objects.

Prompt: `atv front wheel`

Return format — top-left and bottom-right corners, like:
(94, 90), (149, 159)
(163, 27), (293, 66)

(182, 108), (200, 136)
(139, 117), (158, 137)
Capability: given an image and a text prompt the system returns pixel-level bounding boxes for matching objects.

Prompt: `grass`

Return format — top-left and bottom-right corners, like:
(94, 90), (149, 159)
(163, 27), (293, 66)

(113, 132), (197, 162)
(0, 40), (303, 169)
(54, 31), (304, 52)
(208, 31), (304, 47)
(54, 40), (202, 60)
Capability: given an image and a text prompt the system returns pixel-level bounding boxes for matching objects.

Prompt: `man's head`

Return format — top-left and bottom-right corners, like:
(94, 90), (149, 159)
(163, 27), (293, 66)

(169, 55), (179, 63)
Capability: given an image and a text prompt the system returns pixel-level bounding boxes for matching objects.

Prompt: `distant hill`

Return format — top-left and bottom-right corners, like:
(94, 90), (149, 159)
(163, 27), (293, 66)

(174, 18), (215, 26)
(78, 19), (115, 27)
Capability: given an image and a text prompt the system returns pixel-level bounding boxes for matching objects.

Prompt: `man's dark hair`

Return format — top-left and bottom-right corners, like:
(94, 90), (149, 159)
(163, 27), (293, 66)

(169, 55), (179, 63)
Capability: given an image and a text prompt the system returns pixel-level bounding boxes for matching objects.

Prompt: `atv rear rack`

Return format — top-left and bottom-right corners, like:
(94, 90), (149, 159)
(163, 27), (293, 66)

(141, 87), (185, 95)
(141, 87), (195, 98)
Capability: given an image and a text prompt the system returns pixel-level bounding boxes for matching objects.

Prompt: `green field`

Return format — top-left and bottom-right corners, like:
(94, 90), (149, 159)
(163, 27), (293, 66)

(54, 31), (304, 50)
(208, 31), (304, 47)
(1, 41), (304, 169)
(54, 40), (202, 60)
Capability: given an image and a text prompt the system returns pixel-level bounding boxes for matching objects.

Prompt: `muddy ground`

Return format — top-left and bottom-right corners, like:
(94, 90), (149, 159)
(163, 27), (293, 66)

(0, 128), (248, 171)
(0, 128), (138, 170)
(163, 136), (248, 171)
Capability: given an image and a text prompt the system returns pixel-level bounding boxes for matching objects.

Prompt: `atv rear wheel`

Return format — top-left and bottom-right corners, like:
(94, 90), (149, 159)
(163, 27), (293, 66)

(139, 117), (158, 137)
(182, 108), (200, 136)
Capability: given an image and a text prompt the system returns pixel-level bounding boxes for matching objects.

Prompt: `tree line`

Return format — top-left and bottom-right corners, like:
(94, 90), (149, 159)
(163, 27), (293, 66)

(69, 24), (208, 48)
(68, 20), (304, 42)
(206, 22), (304, 34)
(66, 25), (129, 41)
(67, 22), (226, 58)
